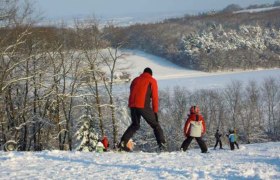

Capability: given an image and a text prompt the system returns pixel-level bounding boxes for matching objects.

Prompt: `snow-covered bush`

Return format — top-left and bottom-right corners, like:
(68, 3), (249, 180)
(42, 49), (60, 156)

(75, 115), (99, 152)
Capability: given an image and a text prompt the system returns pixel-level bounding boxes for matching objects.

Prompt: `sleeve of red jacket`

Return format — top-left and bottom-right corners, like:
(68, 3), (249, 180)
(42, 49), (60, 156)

(151, 78), (159, 113)
(130, 78), (137, 91)
(201, 115), (206, 134)
(183, 118), (191, 137)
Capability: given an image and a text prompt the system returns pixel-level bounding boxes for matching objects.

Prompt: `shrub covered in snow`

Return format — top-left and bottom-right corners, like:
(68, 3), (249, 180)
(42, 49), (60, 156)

(76, 115), (99, 152)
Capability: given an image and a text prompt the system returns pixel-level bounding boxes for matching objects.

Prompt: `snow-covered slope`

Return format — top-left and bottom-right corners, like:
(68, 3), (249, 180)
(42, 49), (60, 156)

(1, 142), (279, 179)
(117, 50), (280, 91)
(119, 50), (207, 79)
(234, 6), (280, 14)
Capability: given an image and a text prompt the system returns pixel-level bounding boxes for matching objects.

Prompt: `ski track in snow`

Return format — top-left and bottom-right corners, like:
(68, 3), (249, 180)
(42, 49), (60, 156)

(0, 142), (280, 179)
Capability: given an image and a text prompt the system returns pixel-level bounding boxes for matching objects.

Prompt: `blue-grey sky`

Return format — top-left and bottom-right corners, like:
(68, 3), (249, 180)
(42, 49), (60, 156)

(35, 0), (277, 19)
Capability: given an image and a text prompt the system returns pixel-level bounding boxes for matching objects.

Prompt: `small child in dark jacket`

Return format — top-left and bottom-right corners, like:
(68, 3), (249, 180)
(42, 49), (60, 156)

(214, 129), (223, 150)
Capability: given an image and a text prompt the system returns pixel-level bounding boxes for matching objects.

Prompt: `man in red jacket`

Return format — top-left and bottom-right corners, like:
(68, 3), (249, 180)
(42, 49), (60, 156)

(119, 67), (166, 152)
(180, 106), (208, 153)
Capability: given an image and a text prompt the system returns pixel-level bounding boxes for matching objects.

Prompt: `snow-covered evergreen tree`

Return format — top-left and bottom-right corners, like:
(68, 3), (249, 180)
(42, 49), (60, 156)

(75, 103), (99, 152)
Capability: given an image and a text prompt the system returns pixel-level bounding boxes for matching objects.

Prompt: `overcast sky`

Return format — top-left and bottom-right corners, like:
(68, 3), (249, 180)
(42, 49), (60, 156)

(35, 0), (277, 19)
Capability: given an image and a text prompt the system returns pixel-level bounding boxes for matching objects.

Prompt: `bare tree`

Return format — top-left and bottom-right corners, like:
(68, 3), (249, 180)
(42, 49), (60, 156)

(223, 80), (243, 130)
(74, 18), (106, 137)
(60, 49), (82, 151)
(262, 77), (280, 137)
(160, 87), (189, 151)
(46, 44), (65, 150)
(100, 47), (124, 148)
(0, 0), (41, 150)
(242, 80), (263, 143)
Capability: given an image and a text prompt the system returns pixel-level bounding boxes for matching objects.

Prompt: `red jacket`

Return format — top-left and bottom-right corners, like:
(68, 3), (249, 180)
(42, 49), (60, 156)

(128, 72), (159, 112)
(183, 113), (206, 137)
(101, 136), (109, 150)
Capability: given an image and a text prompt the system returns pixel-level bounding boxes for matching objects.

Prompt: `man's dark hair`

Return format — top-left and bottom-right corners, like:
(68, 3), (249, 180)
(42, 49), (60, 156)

(143, 67), (153, 76)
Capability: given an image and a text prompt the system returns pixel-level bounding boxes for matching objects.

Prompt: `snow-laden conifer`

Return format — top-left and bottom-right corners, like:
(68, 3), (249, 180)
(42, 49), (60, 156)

(75, 114), (99, 152)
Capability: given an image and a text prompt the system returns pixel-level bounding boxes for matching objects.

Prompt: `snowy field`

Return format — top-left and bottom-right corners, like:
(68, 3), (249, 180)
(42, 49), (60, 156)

(0, 142), (279, 179)
(115, 50), (280, 93)
(234, 6), (280, 14)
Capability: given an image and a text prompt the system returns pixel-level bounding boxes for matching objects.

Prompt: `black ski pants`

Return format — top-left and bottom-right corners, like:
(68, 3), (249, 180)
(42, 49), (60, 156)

(120, 107), (166, 146)
(230, 142), (235, 150)
(214, 139), (223, 149)
(181, 136), (208, 153)
(234, 141), (239, 149)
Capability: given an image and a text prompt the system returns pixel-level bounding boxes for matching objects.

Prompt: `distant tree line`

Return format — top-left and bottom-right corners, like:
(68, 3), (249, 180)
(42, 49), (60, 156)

(103, 5), (280, 72)
(180, 24), (280, 71)
(221, 1), (280, 13)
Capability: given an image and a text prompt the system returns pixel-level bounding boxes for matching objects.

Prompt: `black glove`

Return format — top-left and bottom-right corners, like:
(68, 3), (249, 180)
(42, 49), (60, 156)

(155, 113), (158, 122)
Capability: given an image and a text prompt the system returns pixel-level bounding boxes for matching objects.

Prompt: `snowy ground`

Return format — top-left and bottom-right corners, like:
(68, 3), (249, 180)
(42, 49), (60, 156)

(234, 6), (280, 14)
(0, 142), (279, 179)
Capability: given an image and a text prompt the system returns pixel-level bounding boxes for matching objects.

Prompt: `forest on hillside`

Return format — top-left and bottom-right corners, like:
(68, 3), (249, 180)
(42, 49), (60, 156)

(104, 3), (280, 72)
(1, 0), (280, 152)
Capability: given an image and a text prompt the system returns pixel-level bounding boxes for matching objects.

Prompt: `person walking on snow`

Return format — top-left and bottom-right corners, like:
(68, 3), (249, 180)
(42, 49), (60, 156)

(228, 130), (235, 150)
(119, 67), (166, 152)
(180, 106), (208, 153)
(214, 129), (223, 149)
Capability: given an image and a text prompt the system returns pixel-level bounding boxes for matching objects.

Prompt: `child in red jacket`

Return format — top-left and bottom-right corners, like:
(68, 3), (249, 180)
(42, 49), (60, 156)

(180, 106), (208, 153)
(101, 136), (109, 151)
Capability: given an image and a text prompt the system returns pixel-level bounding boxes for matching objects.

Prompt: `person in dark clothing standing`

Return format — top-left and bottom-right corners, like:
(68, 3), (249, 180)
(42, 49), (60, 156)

(119, 67), (166, 152)
(180, 106), (208, 153)
(214, 129), (223, 150)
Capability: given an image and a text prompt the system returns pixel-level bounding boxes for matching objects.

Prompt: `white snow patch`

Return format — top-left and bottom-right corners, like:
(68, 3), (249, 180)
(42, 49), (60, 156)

(0, 142), (279, 179)
(234, 6), (280, 14)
